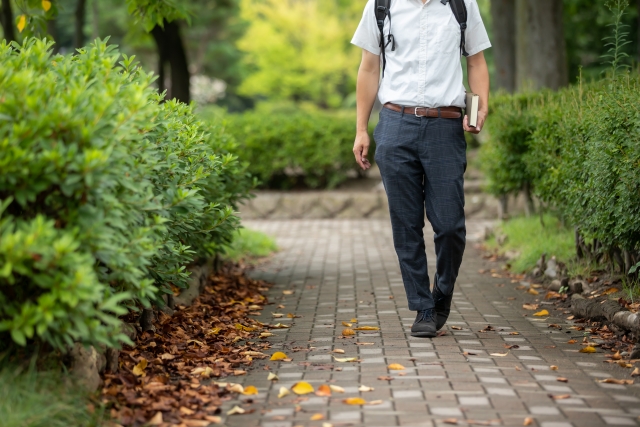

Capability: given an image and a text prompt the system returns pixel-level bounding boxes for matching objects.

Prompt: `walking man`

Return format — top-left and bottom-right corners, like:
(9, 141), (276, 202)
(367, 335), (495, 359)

(351, 0), (490, 337)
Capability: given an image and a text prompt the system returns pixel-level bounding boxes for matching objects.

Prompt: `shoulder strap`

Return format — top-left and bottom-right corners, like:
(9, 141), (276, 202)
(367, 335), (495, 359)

(442, 0), (469, 57)
(374, 0), (395, 77)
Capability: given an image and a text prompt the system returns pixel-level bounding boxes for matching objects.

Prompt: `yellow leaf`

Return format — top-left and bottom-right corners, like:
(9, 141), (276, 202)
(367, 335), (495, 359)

(527, 288), (540, 295)
(343, 397), (367, 405)
(229, 384), (244, 393)
(42, 0), (52, 11)
(267, 372), (279, 381)
(227, 405), (245, 415)
(358, 385), (374, 392)
(333, 356), (358, 363)
(329, 385), (345, 393)
(310, 413), (325, 421)
(191, 367), (215, 378)
(342, 322), (353, 327)
(271, 313), (283, 318)
(579, 346), (597, 353)
(315, 384), (332, 396)
(207, 327), (221, 335)
(270, 351), (288, 361)
(602, 287), (619, 295)
(291, 381), (314, 395)
(271, 323), (290, 329)
(260, 332), (274, 338)
(350, 318), (358, 323)
(286, 313), (297, 318)
(283, 290), (294, 295)
(242, 385), (258, 395)
(550, 365), (559, 371)
(332, 349), (345, 354)
(354, 326), (380, 331)
(132, 358), (148, 376)
(17, 15), (26, 33)
(533, 310), (549, 317)
(277, 387), (290, 398)
(342, 328), (355, 336)
(387, 363), (405, 370)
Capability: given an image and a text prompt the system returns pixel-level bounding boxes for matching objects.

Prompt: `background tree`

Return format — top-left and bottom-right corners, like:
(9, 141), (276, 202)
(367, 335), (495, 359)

(490, 0), (516, 92)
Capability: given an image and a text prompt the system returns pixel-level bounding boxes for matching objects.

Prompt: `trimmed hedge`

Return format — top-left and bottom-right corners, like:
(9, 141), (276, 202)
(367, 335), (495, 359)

(481, 73), (640, 265)
(0, 38), (254, 350)
(202, 105), (374, 189)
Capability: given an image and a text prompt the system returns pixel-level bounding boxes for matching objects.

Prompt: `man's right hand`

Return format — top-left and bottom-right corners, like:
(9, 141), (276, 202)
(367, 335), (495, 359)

(353, 131), (372, 171)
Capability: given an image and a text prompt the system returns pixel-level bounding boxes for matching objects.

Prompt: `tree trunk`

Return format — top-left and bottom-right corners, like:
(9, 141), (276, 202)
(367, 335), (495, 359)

(151, 20), (190, 104)
(46, 19), (59, 53)
(490, 0), (516, 92)
(75, 0), (87, 49)
(0, 0), (15, 43)
(515, 0), (568, 91)
(91, 0), (100, 39)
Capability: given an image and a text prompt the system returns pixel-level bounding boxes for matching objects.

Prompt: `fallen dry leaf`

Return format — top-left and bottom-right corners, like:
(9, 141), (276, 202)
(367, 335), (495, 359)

(148, 412), (163, 425)
(533, 309), (549, 317)
(329, 385), (345, 393)
(612, 351), (622, 360)
(260, 332), (274, 338)
(556, 377), (568, 383)
(527, 288), (540, 296)
(310, 414), (325, 421)
(580, 346), (597, 353)
(523, 417), (534, 426)
(510, 332), (520, 335)
(342, 328), (355, 336)
(350, 318), (358, 323)
(597, 378), (634, 385)
(343, 397), (367, 405)
(270, 352), (289, 361)
(132, 358), (148, 377)
(242, 385), (258, 395)
(550, 365), (559, 371)
(601, 287), (619, 295)
(271, 313), (283, 318)
(315, 384), (332, 397)
(368, 400), (383, 405)
(490, 351), (509, 357)
(333, 356), (359, 363)
(291, 381), (315, 395)
(632, 368), (640, 377)
(549, 394), (571, 400)
(463, 351), (478, 356)
(354, 326), (380, 331)
(450, 325), (463, 330)
(282, 290), (294, 295)
(227, 406), (245, 415)
(278, 387), (290, 398)
(356, 342), (375, 346)
(443, 419), (458, 425)
(377, 376), (394, 381)
(567, 339), (577, 344)
(268, 373), (279, 381)
(342, 321), (353, 327)
(522, 304), (539, 310)
(358, 385), (374, 392)
(332, 349), (345, 354)
(387, 363), (406, 370)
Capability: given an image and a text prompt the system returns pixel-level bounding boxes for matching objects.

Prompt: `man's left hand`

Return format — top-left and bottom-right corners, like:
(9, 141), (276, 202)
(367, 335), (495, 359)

(463, 110), (487, 134)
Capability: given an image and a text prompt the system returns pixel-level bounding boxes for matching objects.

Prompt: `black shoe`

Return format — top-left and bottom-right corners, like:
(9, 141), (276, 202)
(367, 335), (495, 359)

(432, 285), (453, 331)
(410, 309), (437, 337)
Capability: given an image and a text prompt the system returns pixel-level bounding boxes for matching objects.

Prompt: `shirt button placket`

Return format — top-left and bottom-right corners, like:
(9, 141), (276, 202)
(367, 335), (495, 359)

(419, 7), (427, 107)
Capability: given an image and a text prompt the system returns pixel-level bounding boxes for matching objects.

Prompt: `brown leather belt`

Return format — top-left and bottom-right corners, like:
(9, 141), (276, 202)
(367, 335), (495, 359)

(384, 102), (462, 119)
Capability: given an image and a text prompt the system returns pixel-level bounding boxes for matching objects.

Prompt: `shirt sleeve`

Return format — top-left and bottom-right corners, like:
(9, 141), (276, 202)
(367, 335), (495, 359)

(464, 0), (491, 57)
(351, 0), (381, 55)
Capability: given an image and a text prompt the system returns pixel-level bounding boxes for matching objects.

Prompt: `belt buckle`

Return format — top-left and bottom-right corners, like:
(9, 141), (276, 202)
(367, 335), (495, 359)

(414, 107), (423, 118)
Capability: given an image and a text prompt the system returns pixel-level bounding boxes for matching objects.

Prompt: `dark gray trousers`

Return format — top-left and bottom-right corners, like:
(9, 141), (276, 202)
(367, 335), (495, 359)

(374, 107), (467, 312)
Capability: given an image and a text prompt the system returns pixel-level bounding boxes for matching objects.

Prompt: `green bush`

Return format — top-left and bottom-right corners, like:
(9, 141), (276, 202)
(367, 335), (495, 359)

(0, 38), (253, 350)
(480, 91), (548, 198)
(202, 104), (374, 189)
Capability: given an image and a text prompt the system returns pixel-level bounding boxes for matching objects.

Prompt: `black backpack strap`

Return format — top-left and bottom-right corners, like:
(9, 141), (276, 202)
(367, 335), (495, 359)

(441, 0), (469, 57)
(375, 0), (395, 77)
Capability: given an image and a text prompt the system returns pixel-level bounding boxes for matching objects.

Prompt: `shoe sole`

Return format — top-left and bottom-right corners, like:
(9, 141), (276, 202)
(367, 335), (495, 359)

(410, 331), (437, 338)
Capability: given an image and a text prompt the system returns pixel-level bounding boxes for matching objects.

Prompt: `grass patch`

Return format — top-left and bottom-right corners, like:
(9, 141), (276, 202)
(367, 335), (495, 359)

(223, 228), (278, 262)
(487, 214), (575, 273)
(0, 357), (107, 427)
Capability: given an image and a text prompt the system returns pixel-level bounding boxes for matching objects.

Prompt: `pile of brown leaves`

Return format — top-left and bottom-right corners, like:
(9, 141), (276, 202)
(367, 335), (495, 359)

(102, 264), (273, 426)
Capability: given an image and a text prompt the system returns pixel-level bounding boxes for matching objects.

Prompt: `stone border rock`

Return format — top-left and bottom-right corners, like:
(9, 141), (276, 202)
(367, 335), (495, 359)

(571, 293), (640, 334)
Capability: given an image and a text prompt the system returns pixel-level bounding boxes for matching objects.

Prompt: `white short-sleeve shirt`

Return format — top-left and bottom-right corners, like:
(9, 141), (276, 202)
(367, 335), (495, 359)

(351, 0), (491, 108)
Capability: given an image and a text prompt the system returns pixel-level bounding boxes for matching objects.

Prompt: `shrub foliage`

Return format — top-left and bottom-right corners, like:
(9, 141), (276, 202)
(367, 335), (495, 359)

(0, 38), (253, 350)
(204, 106), (374, 189)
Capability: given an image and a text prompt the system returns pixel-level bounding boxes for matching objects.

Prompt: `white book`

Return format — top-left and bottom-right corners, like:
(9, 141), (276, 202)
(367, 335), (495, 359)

(466, 93), (480, 128)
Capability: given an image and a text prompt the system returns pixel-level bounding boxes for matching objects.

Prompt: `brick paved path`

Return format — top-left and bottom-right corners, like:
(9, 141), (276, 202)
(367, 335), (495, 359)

(223, 220), (639, 427)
